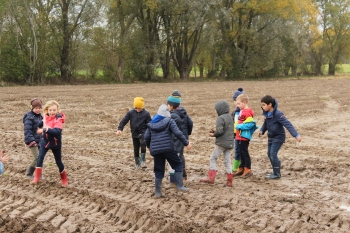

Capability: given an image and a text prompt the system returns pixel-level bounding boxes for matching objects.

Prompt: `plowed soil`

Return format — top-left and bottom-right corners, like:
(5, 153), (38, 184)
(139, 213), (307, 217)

(1, 78), (350, 233)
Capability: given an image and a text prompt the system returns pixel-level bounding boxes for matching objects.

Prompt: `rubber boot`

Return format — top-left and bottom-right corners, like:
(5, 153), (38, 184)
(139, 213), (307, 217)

(140, 153), (147, 168)
(226, 173), (233, 187)
(155, 179), (163, 198)
(175, 172), (189, 191)
(31, 167), (42, 184)
(134, 157), (141, 169)
(169, 172), (175, 183)
(60, 170), (68, 187)
(232, 159), (241, 172)
(183, 167), (187, 180)
(267, 161), (281, 179)
(234, 167), (244, 176)
(25, 166), (35, 179)
(200, 170), (216, 184)
(241, 167), (252, 178)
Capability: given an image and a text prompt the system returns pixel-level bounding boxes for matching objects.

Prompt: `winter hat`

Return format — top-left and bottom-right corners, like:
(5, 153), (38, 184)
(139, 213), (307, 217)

(167, 94), (181, 108)
(232, 88), (245, 101)
(31, 98), (42, 109)
(171, 90), (182, 97)
(157, 104), (171, 118)
(134, 97), (144, 109)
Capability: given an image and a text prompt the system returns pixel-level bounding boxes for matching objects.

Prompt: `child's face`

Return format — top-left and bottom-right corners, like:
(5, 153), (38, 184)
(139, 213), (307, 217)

(47, 105), (58, 116)
(261, 102), (273, 112)
(135, 108), (142, 113)
(236, 99), (247, 110)
(167, 104), (174, 111)
(33, 107), (42, 114)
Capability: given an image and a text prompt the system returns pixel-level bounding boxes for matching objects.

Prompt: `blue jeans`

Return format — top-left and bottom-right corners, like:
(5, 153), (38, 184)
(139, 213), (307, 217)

(234, 139), (240, 160)
(267, 142), (283, 164)
(0, 162), (4, 175)
(153, 150), (183, 179)
(36, 146), (65, 172)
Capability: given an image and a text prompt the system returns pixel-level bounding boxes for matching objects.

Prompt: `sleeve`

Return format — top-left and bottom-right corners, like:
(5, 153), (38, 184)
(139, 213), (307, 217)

(169, 119), (188, 146)
(118, 111), (131, 131)
(186, 116), (193, 136)
(213, 116), (225, 137)
(236, 122), (256, 130)
(23, 115), (35, 144)
(47, 113), (65, 136)
(277, 113), (299, 137)
(144, 127), (151, 148)
(260, 119), (267, 134)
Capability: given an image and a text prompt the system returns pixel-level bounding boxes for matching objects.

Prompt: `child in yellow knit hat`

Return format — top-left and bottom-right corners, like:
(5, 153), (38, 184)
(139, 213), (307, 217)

(116, 97), (152, 169)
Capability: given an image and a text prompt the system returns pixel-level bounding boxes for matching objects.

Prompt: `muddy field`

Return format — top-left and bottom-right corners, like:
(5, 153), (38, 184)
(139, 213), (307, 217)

(1, 78), (350, 232)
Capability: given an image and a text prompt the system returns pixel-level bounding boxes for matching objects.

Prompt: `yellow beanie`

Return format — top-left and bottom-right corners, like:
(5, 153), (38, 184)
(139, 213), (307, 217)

(134, 97), (144, 109)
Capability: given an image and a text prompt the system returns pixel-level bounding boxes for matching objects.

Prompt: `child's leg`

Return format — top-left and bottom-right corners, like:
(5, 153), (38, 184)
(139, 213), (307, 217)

(36, 146), (49, 168)
(52, 148), (64, 173)
(166, 151), (188, 191)
(29, 146), (39, 167)
(153, 154), (167, 179)
(223, 148), (233, 174)
(178, 146), (187, 178)
(267, 142), (283, 177)
(239, 140), (250, 168)
(209, 145), (224, 170)
(132, 137), (141, 168)
(232, 139), (241, 172)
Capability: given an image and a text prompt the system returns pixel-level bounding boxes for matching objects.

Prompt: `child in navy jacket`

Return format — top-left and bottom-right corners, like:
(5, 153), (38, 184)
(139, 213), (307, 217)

(23, 98), (43, 179)
(144, 104), (192, 198)
(259, 95), (302, 179)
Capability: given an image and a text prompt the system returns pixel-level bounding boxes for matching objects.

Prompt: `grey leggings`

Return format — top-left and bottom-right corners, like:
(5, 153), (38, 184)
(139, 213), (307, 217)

(29, 146), (39, 167)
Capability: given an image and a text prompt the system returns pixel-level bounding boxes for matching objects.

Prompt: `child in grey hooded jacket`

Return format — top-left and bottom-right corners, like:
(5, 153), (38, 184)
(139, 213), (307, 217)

(200, 100), (234, 187)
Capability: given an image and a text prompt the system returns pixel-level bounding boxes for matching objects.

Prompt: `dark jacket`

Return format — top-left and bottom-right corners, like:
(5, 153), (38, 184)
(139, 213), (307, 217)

(117, 109), (151, 138)
(38, 113), (66, 149)
(144, 117), (189, 156)
(171, 107), (193, 152)
(260, 99), (299, 143)
(23, 111), (43, 145)
(213, 100), (234, 149)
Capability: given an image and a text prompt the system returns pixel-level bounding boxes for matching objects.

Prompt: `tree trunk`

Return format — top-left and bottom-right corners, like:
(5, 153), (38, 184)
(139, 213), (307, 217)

(328, 62), (336, 75)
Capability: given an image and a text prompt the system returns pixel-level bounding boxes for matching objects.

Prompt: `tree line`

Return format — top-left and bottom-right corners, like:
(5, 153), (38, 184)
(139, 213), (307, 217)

(0, 0), (350, 85)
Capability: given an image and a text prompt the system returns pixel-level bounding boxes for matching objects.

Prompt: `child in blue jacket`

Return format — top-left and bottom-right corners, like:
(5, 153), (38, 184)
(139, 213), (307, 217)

(259, 95), (302, 179)
(144, 104), (192, 198)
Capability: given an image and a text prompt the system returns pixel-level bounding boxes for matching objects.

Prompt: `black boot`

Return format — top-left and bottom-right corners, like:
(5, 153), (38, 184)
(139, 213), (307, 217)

(140, 153), (147, 168)
(25, 166), (35, 179)
(155, 179), (163, 198)
(267, 161), (281, 179)
(174, 172), (189, 191)
(134, 157), (141, 169)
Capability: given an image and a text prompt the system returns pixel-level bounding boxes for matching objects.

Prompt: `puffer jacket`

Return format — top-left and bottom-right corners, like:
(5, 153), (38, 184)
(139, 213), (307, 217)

(117, 109), (151, 138)
(23, 111), (43, 145)
(213, 100), (234, 149)
(260, 99), (299, 143)
(236, 116), (258, 141)
(38, 113), (66, 149)
(144, 117), (189, 156)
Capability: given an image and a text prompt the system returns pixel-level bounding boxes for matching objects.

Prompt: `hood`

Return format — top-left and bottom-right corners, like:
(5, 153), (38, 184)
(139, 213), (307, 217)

(172, 107), (187, 119)
(148, 118), (170, 132)
(215, 100), (230, 116)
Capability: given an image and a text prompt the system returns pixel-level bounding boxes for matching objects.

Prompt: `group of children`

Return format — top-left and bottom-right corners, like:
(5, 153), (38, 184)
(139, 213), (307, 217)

(0, 87), (301, 198)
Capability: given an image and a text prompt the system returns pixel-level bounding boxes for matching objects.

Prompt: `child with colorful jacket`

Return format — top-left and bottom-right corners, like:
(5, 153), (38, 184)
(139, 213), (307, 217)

(32, 100), (68, 187)
(23, 98), (43, 179)
(231, 88), (245, 172)
(116, 97), (151, 169)
(144, 104), (192, 197)
(234, 94), (258, 178)
(259, 95), (301, 179)
(200, 100), (234, 187)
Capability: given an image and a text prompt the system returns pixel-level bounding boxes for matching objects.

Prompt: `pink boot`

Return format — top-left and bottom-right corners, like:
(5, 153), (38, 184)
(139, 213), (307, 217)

(31, 167), (42, 184)
(60, 170), (68, 187)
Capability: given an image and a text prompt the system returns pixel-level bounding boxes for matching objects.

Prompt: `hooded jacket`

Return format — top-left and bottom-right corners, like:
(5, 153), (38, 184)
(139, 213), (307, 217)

(38, 113), (66, 149)
(117, 109), (151, 138)
(236, 116), (258, 141)
(260, 99), (299, 143)
(171, 106), (193, 152)
(213, 100), (234, 149)
(144, 117), (188, 156)
(23, 111), (43, 145)
(235, 107), (255, 141)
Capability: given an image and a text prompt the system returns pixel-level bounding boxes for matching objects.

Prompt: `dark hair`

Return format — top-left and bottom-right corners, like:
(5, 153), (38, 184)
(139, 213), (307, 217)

(261, 95), (275, 107)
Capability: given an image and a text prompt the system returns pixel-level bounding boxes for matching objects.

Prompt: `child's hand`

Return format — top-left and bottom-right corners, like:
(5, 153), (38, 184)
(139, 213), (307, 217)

(186, 142), (192, 150)
(296, 135), (302, 142)
(209, 133), (215, 137)
(0, 150), (9, 163)
(37, 128), (43, 134)
(116, 130), (122, 136)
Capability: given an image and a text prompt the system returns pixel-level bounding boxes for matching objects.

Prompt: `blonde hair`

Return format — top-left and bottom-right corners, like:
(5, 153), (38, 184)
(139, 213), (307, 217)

(43, 100), (60, 114)
(236, 94), (249, 103)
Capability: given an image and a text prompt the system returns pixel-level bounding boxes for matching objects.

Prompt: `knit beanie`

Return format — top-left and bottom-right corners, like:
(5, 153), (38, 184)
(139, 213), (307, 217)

(167, 95), (181, 108)
(171, 90), (182, 97)
(134, 97), (145, 109)
(31, 98), (42, 109)
(232, 88), (245, 101)
(157, 104), (170, 118)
